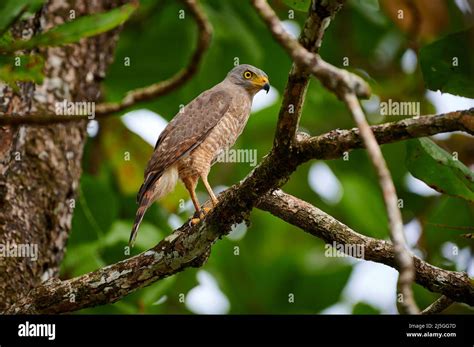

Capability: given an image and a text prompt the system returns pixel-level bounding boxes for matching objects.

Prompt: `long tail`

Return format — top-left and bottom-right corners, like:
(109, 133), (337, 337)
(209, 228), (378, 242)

(129, 166), (178, 247)
(129, 198), (151, 247)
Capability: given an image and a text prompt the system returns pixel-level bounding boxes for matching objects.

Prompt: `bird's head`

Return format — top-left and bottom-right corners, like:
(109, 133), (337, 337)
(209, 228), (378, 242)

(226, 64), (270, 95)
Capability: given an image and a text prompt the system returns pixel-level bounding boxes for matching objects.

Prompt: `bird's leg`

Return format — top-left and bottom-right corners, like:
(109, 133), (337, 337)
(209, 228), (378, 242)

(201, 174), (218, 208)
(182, 176), (203, 225)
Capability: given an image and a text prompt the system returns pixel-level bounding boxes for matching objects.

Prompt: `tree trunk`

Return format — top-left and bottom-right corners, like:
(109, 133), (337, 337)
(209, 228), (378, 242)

(0, 0), (123, 312)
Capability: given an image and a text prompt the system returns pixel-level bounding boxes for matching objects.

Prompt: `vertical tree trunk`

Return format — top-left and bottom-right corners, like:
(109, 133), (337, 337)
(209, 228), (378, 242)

(0, 0), (123, 312)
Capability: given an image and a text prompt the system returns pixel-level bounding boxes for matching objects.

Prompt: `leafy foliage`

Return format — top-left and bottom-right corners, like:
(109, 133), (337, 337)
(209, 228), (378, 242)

(419, 28), (474, 98)
(0, 2), (137, 53)
(0, 0), (45, 36)
(406, 138), (474, 203)
(0, 54), (44, 89)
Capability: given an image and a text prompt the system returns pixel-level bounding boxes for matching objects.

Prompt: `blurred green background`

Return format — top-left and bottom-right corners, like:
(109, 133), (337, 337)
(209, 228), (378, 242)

(59, 0), (474, 314)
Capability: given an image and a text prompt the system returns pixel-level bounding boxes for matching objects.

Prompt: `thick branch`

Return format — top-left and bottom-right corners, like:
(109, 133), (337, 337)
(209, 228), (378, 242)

(6, 217), (217, 313)
(343, 93), (418, 314)
(0, 0), (212, 125)
(9, 187), (474, 314)
(257, 190), (474, 307)
(297, 108), (474, 160)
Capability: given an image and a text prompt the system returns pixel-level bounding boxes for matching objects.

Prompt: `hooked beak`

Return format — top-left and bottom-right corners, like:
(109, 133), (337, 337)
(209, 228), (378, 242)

(254, 75), (270, 94)
(263, 83), (270, 94)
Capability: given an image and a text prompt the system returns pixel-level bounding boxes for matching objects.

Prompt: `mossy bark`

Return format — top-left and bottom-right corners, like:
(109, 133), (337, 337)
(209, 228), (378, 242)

(0, 0), (123, 312)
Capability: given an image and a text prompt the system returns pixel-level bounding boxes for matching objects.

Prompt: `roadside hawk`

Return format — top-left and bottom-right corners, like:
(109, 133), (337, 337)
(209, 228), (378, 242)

(130, 64), (270, 246)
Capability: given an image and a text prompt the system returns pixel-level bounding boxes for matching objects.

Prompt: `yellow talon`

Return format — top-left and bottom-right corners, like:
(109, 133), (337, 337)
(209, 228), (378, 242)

(191, 218), (201, 225)
(190, 207), (213, 226)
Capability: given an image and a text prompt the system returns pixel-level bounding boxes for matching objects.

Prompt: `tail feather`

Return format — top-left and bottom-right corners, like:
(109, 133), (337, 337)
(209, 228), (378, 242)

(129, 165), (178, 247)
(129, 203), (150, 247)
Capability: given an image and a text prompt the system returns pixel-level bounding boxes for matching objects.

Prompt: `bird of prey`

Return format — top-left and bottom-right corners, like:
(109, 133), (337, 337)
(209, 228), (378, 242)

(129, 64), (270, 246)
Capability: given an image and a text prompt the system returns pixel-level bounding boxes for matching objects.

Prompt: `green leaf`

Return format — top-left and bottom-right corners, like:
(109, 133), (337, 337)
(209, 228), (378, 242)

(419, 27), (474, 97)
(19, 0), (45, 20)
(282, 0), (311, 12)
(406, 138), (474, 202)
(0, 2), (138, 53)
(0, 0), (45, 37)
(0, 54), (44, 89)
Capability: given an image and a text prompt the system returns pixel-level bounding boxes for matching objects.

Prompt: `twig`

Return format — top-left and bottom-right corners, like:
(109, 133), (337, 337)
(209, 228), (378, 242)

(343, 93), (418, 314)
(251, 0), (370, 100)
(0, 113), (95, 125)
(421, 295), (454, 315)
(94, 0), (211, 116)
(0, 0), (212, 125)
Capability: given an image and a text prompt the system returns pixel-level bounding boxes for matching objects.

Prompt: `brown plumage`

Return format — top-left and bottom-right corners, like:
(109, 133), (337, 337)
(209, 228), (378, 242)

(130, 64), (270, 246)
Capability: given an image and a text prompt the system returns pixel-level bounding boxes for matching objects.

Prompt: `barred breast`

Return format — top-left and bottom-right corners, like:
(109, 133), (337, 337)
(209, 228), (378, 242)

(177, 91), (252, 179)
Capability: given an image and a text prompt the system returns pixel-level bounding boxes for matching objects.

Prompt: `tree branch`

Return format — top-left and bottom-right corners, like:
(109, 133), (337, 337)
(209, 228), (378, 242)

(271, 0), (344, 151)
(251, 0), (370, 100)
(297, 108), (474, 160)
(8, 188), (474, 313)
(421, 295), (454, 315)
(0, 0), (212, 126)
(94, 0), (212, 116)
(4, 98), (472, 313)
(257, 190), (474, 307)
(252, 0), (418, 313)
(343, 93), (418, 314)
(6, 217), (217, 313)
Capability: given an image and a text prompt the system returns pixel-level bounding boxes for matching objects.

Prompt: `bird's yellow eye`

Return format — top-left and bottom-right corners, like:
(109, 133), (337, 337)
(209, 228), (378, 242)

(243, 71), (252, 79)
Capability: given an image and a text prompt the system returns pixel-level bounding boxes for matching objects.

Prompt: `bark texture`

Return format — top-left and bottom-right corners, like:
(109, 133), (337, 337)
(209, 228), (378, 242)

(0, 0), (123, 312)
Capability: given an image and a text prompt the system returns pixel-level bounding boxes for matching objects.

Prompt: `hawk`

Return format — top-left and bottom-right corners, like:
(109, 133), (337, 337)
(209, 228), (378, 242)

(130, 64), (270, 246)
